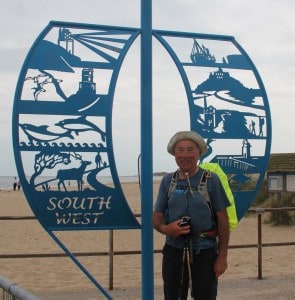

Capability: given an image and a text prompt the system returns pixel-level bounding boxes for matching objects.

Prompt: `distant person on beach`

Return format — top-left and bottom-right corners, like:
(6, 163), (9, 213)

(13, 177), (17, 191)
(152, 131), (230, 300)
(17, 180), (21, 191)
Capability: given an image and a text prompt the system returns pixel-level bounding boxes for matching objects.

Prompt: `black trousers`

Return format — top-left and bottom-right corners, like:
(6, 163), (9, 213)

(162, 244), (218, 300)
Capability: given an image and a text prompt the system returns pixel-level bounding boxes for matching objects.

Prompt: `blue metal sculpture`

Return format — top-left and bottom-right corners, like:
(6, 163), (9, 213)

(13, 15), (271, 300)
(14, 22), (141, 232)
(153, 31), (271, 220)
(13, 22), (143, 299)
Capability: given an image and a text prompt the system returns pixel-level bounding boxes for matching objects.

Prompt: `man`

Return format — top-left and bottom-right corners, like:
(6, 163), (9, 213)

(153, 131), (230, 300)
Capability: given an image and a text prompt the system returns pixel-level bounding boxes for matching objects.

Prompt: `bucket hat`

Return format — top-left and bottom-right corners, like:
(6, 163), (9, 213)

(167, 131), (208, 156)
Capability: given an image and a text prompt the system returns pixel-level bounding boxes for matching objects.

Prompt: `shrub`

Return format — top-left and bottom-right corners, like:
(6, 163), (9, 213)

(266, 193), (295, 225)
(249, 178), (295, 225)
(251, 179), (268, 207)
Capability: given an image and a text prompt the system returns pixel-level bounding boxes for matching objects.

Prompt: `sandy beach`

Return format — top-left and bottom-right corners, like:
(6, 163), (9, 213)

(1, 182), (294, 299)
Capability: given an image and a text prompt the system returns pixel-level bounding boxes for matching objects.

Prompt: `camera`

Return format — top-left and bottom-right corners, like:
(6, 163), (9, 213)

(178, 216), (191, 227)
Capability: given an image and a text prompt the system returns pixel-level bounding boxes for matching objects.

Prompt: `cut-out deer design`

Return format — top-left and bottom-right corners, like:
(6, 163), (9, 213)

(57, 154), (91, 191)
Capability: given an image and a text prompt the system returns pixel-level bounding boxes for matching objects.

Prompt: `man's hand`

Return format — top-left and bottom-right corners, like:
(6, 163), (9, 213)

(152, 212), (190, 237)
(214, 255), (228, 277)
(164, 219), (191, 238)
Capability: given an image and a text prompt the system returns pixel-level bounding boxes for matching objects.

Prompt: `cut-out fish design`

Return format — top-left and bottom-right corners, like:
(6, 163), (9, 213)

(55, 116), (106, 141)
(19, 123), (74, 143)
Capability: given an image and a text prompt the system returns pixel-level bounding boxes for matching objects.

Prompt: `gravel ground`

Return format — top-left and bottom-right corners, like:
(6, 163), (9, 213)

(38, 274), (295, 299)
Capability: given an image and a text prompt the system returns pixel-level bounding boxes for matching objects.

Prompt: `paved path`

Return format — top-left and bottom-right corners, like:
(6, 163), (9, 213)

(38, 274), (295, 299)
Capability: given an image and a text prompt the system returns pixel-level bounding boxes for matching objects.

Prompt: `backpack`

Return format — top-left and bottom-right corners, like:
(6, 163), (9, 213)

(167, 162), (238, 232)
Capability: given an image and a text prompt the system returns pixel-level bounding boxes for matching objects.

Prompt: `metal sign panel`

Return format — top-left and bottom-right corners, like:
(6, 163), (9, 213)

(13, 22), (140, 231)
(153, 30), (271, 220)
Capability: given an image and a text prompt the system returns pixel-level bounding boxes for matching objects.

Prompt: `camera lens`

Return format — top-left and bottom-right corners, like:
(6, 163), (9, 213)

(178, 216), (191, 227)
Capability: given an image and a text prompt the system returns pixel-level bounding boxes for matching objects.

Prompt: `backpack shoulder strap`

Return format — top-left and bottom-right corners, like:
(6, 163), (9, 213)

(166, 168), (216, 221)
(198, 169), (214, 217)
(168, 169), (212, 203)
(167, 170), (178, 199)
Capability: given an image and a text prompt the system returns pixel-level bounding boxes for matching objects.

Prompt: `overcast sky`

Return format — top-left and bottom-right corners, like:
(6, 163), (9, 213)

(0, 0), (294, 177)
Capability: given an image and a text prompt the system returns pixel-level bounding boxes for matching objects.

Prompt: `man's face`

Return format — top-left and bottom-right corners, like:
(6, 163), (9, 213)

(174, 139), (200, 173)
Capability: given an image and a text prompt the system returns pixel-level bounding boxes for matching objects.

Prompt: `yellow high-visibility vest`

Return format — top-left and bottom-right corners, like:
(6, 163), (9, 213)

(200, 162), (238, 231)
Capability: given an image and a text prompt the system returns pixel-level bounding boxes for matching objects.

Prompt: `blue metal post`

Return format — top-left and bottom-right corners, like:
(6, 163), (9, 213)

(141, 0), (154, 299)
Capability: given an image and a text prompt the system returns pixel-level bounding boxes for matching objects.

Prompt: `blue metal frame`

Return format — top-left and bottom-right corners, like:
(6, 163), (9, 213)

(13, 21), (141, 231)
(153, 30), (271, 220)
(13, 21), (142, 298)
(12, 5), (271, 299)
(140, 1), (153, 299)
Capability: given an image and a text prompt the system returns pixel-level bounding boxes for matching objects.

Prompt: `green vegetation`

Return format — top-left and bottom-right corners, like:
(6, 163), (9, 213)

(250, 179), (295, 225)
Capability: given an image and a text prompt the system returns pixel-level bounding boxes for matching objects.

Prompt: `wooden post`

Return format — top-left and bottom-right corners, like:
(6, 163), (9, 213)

(109, 230), (114, 290)
(257, 213), (262, 279)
